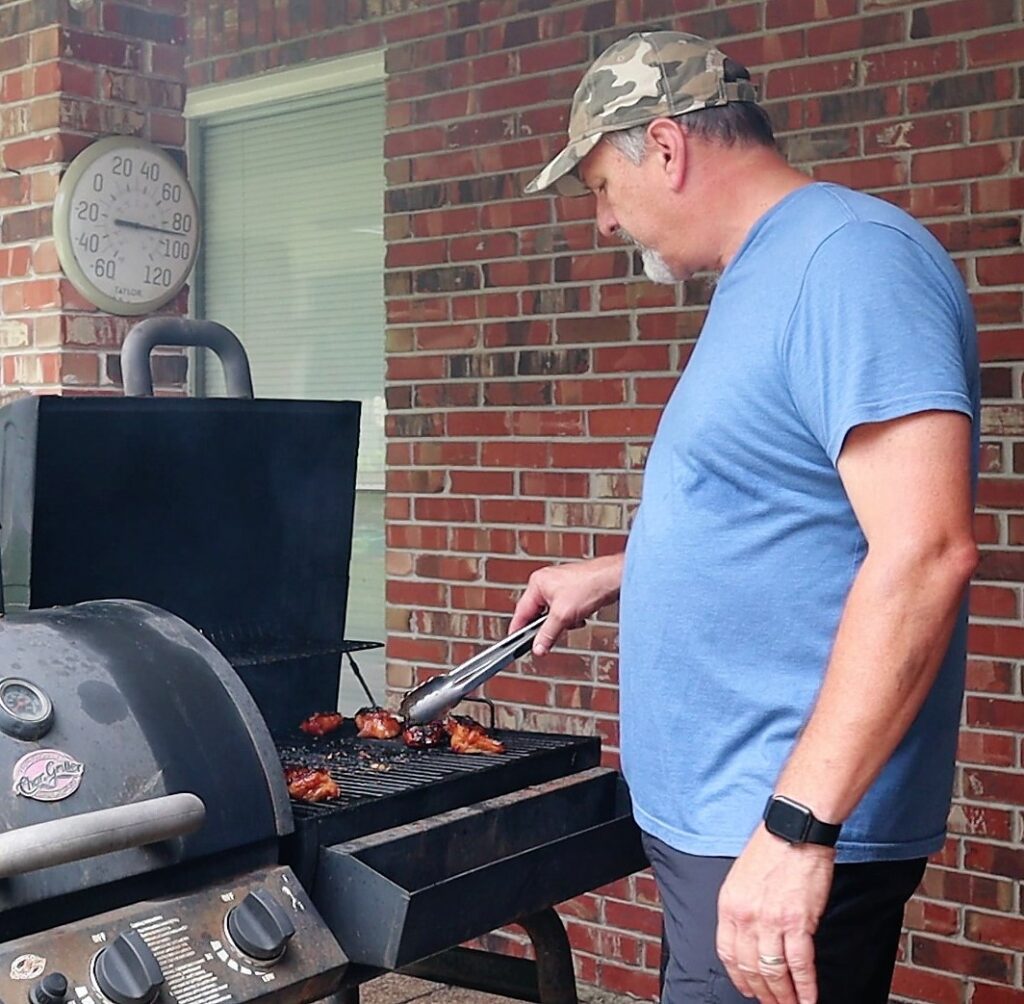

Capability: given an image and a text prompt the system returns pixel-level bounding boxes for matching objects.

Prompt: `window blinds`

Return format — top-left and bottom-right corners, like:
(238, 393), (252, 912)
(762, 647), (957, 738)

(196, 83), (386, 712)
(197, 84), (386, 488)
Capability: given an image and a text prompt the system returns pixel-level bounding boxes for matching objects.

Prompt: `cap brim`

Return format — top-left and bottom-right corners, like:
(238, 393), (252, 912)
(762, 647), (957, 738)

(524, 133), (602, 196)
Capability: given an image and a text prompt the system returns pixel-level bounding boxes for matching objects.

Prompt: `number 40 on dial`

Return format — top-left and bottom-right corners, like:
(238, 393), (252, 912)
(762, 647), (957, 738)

(54, 135), (201, 316)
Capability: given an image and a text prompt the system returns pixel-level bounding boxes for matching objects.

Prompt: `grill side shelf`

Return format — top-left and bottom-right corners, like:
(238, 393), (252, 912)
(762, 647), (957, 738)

(311, 767), (647, 971)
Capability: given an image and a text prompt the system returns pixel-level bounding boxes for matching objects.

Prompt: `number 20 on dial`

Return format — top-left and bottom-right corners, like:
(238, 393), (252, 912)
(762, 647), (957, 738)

(54, 136), (201, 315)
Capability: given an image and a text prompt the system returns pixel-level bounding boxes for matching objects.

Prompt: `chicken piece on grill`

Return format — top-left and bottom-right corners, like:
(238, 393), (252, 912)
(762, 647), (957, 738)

(402, 720), (449, 750)
(445, 715), (505, 755)
(355, 706), (404, 740)
(299, 711), (344, 737)
(284, 765), (340, 802)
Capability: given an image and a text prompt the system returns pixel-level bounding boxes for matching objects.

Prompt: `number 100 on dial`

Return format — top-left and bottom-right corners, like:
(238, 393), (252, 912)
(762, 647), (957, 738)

(54, 135), (201, 316)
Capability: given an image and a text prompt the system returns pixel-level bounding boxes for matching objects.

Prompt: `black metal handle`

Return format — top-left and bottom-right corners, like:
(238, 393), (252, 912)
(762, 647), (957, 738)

(121, 318), (254, 398)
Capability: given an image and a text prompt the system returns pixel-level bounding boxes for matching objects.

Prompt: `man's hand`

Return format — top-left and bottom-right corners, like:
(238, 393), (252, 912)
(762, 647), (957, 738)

(716, 826), (834, 1004)
(508, 553), (624, 655)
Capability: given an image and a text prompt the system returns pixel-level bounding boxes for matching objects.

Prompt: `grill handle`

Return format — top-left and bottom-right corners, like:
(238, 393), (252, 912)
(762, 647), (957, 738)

(0, 793), (205, 879)
(121, 318), (254, 398)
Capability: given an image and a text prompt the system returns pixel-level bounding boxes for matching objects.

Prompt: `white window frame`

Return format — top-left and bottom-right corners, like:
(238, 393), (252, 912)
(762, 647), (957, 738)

(183, 50), (385, 391)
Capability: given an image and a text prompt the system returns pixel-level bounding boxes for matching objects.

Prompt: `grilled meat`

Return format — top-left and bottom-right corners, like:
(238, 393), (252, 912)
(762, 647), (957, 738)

(402, 720), (449, 749)
(356, 706), (404, 739)
(284, 764), (340, 802)
(299, 711), (344, 737)
(446, 715), (505, 755)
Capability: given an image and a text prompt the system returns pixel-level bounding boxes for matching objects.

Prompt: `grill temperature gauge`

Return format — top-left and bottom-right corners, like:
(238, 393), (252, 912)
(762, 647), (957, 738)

(0, 677), (54, 740)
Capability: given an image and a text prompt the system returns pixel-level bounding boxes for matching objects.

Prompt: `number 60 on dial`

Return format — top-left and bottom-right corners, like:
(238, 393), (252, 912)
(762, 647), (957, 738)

(54, 135), (201, 316)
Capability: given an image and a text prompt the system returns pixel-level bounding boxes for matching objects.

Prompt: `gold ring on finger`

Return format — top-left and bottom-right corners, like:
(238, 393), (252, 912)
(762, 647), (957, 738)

(758, 954), (786, 967)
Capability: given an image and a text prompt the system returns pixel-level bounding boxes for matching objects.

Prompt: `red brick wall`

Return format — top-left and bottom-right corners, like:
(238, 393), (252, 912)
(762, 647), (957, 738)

(0, 0), (189, 401)
(1, 0), (1019, 1000)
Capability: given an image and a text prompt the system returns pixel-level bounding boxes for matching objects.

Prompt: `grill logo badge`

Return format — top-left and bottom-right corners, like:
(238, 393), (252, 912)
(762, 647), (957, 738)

(12, 749), (84, 801)
(10, 955), (46, 980)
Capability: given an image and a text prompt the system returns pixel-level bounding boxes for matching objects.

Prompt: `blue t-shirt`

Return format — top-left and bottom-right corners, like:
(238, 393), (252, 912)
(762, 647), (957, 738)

(619, 182), (979, 863)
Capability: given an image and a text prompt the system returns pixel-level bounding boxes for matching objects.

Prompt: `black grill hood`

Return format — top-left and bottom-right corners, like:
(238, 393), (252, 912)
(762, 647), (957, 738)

(0, 600), (291, 913)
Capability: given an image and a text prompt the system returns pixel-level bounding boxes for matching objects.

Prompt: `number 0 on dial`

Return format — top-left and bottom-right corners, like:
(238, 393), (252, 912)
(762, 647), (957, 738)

(54, 136), (200, 315)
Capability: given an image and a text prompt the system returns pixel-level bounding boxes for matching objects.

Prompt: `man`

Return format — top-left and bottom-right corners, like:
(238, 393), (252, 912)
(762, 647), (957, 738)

(511, 31), (979, 1004)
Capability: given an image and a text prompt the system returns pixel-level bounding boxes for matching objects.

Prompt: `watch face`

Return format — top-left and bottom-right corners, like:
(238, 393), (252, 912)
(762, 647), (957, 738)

(764, 796), (811, 843)
(54, 137), (200, 315)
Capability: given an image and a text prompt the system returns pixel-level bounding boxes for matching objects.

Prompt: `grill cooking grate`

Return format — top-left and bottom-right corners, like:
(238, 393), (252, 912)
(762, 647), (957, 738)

(279, 728), (588, 815)
(278, 722), (601, 869)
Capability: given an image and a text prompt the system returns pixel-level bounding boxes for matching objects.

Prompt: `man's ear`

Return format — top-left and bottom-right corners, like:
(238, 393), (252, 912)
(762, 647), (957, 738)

(646, 118), (686, 191)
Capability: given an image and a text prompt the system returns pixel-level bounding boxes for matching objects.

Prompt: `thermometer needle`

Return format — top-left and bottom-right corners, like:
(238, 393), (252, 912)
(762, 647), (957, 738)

(113, 218), (188, 237)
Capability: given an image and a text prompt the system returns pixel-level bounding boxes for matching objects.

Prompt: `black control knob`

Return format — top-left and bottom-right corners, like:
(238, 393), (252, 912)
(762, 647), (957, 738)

(30, 973), (68, 1004)
(226, 889), (295, 961)
(94, 930), (164, 1004)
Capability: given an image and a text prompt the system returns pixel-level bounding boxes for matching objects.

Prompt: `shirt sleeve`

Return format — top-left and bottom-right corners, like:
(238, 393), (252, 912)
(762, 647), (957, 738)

(781, 221), (974, 464)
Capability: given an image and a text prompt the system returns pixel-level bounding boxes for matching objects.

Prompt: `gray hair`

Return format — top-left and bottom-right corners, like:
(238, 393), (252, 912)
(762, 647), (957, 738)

(605, 102), (776, 165)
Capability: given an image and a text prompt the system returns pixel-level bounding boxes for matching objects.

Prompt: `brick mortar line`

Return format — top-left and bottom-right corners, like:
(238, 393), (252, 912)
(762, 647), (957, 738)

(382, 203), (1022, 229)
(378, 10), (1019, 79)
(186, 0), (1017, 75)
(385, 81), (1024, 139)
(385, 166), (1024, 203)
(383, 34), (1021, 117)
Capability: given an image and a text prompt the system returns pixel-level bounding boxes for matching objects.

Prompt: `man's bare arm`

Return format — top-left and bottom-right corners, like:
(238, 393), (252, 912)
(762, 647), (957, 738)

(717, 409), (977, 1004)
(774, 408), (977, 820)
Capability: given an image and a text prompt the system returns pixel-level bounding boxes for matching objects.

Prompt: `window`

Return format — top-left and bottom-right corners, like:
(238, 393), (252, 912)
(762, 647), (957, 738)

(187, 55), (386, 713)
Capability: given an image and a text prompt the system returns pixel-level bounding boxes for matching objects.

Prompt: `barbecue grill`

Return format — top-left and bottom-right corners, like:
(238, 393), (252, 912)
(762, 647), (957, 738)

(0, 321), (647, 1004)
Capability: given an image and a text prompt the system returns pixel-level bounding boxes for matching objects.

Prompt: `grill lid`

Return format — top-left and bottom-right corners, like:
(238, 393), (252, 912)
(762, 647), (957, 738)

(0, 600), (290, 913)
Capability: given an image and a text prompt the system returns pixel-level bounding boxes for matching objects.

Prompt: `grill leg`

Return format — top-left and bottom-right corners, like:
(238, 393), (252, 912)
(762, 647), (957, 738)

(399, 910), (578, 1004)
(517, 909), (577, 1004)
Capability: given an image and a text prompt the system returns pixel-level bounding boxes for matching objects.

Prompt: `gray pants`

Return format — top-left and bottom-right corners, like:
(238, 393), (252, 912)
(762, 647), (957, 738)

(642, 832), (927, 1004)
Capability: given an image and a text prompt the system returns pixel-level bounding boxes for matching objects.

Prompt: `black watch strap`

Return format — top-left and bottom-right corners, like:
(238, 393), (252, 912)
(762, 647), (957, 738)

(763, 795), (841, 848)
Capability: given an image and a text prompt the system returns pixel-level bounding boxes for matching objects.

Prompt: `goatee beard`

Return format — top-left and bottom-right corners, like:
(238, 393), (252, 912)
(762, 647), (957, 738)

(618, 230), (678, 286)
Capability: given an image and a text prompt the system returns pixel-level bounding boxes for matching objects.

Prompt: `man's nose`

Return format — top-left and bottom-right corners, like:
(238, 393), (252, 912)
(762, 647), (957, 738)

(595, 205), (618, 238)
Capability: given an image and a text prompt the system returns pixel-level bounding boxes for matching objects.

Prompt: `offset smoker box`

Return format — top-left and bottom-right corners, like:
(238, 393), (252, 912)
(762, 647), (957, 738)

(315, 768), (644, 970)
(0, 395), (360, 734)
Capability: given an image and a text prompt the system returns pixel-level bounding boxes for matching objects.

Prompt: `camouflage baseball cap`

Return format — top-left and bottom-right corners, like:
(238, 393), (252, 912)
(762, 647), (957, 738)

(525, 31), (759, 196)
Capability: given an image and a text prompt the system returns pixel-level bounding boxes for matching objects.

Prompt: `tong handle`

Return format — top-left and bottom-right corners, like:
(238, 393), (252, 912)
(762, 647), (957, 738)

(399, 614), (547, 723)
(447, 613), (546, 688)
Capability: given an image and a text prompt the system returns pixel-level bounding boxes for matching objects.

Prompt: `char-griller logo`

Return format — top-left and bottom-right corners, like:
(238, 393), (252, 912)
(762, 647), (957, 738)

(12, 749), (84, 801)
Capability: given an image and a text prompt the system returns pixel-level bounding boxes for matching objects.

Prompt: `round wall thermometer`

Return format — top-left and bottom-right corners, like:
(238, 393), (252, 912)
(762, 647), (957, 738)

(54, 135), (200, 315)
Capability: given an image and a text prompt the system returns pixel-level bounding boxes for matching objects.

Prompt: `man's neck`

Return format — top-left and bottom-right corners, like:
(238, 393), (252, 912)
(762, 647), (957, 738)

(697, 146), (813, 272)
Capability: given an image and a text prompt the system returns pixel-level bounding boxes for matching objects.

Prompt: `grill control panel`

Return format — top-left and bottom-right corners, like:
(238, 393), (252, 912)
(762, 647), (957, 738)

(0, 867), (347, 1004)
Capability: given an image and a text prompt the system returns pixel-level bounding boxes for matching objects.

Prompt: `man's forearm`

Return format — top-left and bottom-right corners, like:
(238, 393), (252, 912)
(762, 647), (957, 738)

(773, 540), (977, 824)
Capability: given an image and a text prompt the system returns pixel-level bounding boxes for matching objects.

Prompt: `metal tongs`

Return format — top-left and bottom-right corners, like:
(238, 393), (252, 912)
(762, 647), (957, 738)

(398, 614), (547, 724)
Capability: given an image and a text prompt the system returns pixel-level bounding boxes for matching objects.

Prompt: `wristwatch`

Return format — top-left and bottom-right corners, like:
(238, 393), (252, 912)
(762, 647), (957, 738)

(763, 795), (841, 847)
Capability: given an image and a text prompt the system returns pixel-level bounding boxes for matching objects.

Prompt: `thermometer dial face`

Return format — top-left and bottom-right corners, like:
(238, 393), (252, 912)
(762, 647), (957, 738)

(54, 136), (200, 315)
(0, 677), (54, 739)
